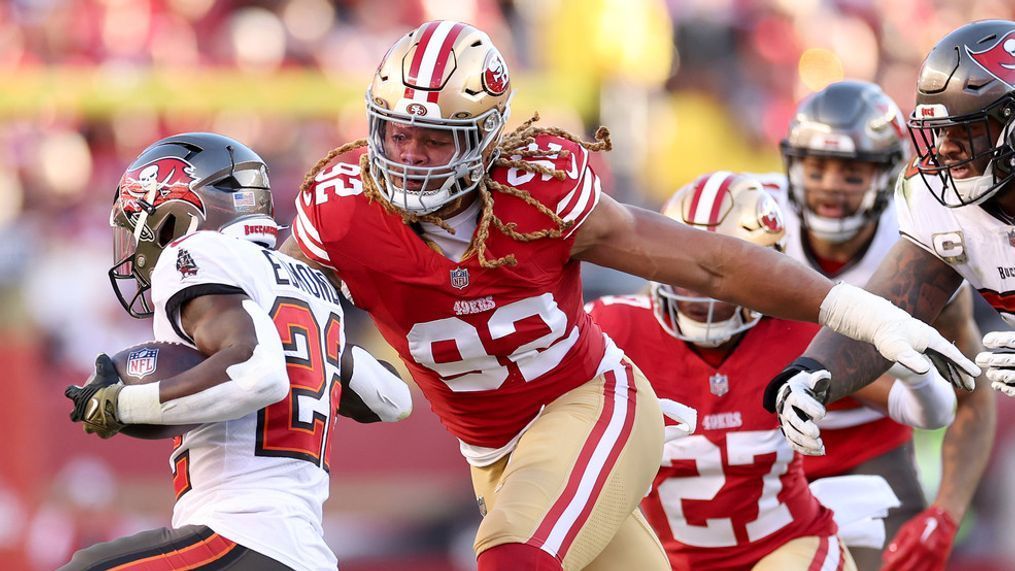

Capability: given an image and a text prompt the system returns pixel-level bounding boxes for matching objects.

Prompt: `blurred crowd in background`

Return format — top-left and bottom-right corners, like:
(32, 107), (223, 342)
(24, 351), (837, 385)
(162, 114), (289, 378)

(2, 0), (1014, 569)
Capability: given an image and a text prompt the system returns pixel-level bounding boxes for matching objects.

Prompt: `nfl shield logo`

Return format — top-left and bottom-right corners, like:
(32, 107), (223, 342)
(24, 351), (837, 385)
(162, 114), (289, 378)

(450, 267), (469, 290)
(709, 373), (729, 397)
(126, 348), (159, 379)
(1008, 230), (1015, 247)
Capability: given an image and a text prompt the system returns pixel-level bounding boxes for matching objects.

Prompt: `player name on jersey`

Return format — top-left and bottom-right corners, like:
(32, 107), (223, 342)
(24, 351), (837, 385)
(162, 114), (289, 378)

(262, 249), (341, 305)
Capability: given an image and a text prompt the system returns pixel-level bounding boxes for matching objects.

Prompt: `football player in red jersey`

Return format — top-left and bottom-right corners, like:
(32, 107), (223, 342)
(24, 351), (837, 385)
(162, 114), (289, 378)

(280, 20), (976, 571)
(763, 80), (992, 571)
(588, 172), (856, 571)
(766, 20), (1015, 571)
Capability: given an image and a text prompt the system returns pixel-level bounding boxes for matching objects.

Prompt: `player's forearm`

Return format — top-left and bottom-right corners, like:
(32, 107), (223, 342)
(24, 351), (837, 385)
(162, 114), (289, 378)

(935, 383), (995, 520)
(118, 344), (290, 425)
(580, 204), (831, 322)
(339, 345), (412, 423)
(803, 240), (962, 402)
(806, 330), (892, 402)
(156, 345), (255, 402)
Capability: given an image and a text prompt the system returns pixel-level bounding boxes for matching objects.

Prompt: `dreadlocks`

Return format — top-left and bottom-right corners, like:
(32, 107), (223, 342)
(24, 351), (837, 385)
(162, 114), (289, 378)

(298, 114), (612, 268)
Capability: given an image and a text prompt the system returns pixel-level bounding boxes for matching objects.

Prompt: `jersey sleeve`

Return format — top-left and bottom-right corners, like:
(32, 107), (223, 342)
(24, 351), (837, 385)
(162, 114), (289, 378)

(290, 162), (364, 270)
(893, 172), (937, 258)
(149, 231), (252, 343)
(496, 134), (602, 240)
(552, 146), (601, 239)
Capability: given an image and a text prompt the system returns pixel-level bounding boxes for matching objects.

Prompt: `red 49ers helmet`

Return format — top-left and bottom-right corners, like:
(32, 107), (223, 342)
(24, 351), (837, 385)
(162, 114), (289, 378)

(908, 20), (1015, 207)
(651, 172), (787, 347)
(366, 21), (512, 214)
(109, 133), (274, 318)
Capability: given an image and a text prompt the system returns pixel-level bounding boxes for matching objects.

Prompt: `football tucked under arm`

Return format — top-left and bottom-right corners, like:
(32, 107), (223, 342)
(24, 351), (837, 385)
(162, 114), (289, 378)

(338, 345), (412, 423)
(116, 297), (289, 425)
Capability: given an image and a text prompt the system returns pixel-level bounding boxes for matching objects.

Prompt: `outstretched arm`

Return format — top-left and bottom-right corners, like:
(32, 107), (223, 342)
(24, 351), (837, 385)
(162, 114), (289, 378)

(573, 195), (976, 381)
(804, 238), (964, 402)
(571, 194), (831, 322)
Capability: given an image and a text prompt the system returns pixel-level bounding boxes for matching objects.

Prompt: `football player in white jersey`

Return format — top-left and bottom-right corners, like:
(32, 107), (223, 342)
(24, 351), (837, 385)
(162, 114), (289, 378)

(766, 20), (1015, 571)
(766, 80), (993, 571)
(62, 133), (412, 570)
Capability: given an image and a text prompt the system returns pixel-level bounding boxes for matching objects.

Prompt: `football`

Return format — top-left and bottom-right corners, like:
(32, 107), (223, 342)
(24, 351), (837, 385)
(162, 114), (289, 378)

(111, 341), (205, 439)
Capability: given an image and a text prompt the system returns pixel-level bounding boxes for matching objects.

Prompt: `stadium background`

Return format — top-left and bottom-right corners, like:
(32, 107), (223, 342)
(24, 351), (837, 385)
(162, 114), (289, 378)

(1, 0), (1013, 569)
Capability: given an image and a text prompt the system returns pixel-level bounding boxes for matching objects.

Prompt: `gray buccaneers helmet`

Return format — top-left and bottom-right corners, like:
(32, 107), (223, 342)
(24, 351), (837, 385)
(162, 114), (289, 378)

(781, 80), (909, 243)
(109, 132), (275, 318)
(908, 19), (1015, 207)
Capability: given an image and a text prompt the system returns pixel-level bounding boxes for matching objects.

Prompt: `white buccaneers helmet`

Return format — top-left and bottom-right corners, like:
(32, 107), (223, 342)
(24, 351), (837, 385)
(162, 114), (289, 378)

(367, 20), (512, 214)
(651, 172), (787, 347)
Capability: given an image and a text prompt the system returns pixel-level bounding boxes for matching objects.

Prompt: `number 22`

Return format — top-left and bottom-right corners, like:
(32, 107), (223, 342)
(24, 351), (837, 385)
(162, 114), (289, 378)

(255, 297), (343, 471)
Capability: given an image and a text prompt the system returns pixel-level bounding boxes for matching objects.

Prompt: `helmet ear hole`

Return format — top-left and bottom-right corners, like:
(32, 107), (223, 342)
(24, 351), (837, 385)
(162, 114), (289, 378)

(157, 213), (178, 247)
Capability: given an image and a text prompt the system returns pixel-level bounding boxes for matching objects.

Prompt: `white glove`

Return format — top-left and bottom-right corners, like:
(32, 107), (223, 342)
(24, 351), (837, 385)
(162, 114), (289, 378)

(775, 369), (830, 456)
(660, 398), (697, 441)
(820, 283), (979, 389)
(976, 331), (1015, 396)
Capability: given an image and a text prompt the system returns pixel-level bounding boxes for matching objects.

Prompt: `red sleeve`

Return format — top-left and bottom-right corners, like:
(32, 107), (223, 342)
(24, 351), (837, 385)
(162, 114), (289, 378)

(493, 134), (602, 239)
(553, 156), (601, 238)
(290, 162), (364, 270)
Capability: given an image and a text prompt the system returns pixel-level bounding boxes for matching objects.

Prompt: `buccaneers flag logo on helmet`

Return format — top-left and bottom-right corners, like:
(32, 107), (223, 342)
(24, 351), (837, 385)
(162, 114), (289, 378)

(117, 157), (203, 217)
(966, 30), (1015, 88)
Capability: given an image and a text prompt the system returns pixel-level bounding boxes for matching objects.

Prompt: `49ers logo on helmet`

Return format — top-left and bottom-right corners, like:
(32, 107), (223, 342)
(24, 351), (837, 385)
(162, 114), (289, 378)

(482, 50), (509, 96)
(117, 157), (204, 216)
(966, 30), (1015, 88)
(757, 195), (784, 233)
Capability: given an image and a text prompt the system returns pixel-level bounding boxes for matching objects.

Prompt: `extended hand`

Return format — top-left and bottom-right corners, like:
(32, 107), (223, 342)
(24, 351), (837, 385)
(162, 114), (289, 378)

(65, 354), (126, 439)
(882, 506), (958, 571)
(976, 331), (1015, 396)
(820, 283), (978, 390)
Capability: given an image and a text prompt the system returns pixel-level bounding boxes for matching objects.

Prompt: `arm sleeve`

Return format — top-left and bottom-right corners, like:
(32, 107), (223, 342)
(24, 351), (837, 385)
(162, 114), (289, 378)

(340, 345), (412, 423)
(118, 299), (290, 424)
(555, 154), (602, 239)
(292, 193), (338, 269)
(885, 364), (957, 429)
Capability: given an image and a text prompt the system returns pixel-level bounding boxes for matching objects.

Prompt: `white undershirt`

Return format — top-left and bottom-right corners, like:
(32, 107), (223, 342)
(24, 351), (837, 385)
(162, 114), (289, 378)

(419, 200), (481, 262)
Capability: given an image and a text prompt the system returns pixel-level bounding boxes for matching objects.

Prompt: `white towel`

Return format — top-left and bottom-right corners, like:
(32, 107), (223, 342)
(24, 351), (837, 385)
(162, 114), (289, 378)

(809, 475), (902, 549)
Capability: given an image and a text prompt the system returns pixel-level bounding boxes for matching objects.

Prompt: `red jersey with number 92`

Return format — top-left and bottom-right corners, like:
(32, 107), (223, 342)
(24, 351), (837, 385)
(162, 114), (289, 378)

(588, 296), (836, 570)
(292, 135), (622, 449)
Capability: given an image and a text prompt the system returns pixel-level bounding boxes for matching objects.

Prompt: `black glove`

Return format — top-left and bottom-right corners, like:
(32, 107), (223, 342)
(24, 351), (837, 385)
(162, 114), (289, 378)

(65, 354), (126, 438)
(763, 357), (829, 412)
